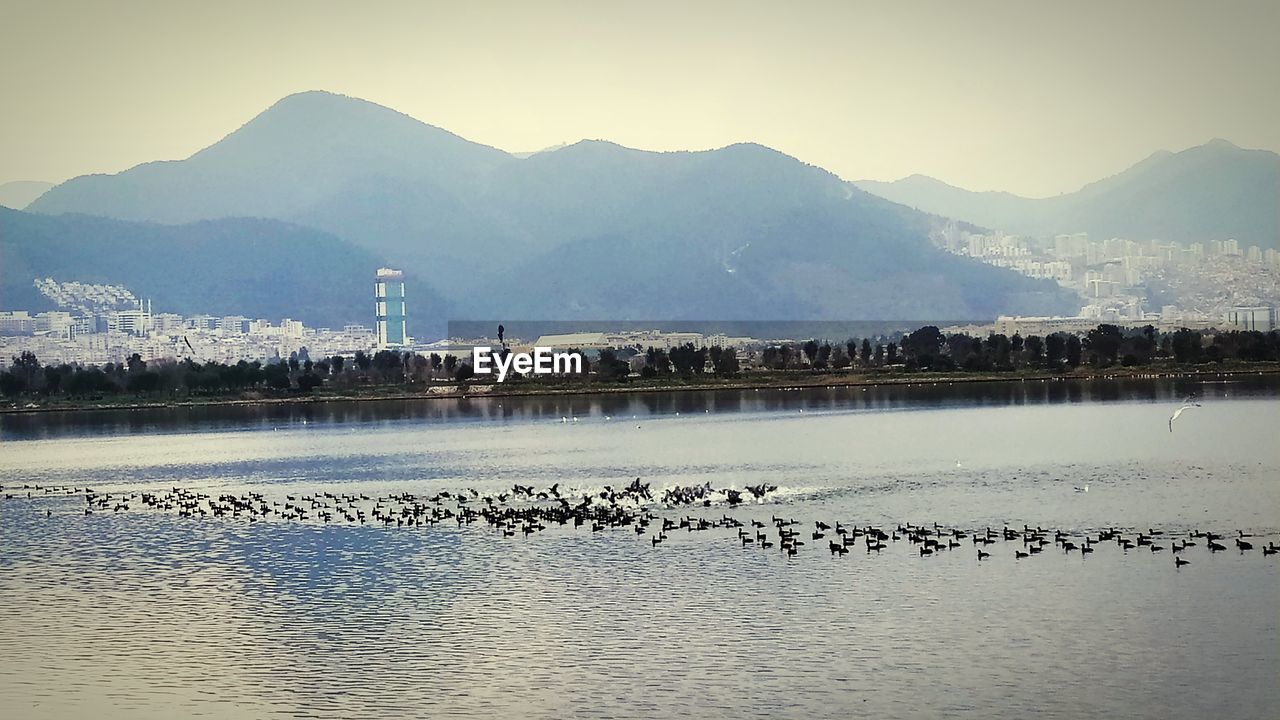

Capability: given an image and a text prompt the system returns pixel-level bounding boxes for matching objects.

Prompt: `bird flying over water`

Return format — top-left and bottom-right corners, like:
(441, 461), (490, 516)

(1169, 396), (1202, 432)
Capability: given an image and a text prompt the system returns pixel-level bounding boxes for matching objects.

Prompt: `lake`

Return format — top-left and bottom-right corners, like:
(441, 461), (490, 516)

(1, 375), (1278, 719)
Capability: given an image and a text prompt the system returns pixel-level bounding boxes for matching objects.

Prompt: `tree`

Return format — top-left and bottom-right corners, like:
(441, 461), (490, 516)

(861, 339), (872, 366)
(263, 362), (291, 391)
(372, 350), (404, 381)
(297, 373), (323, 392)
(1170, 329), (1202, 363)
(43, 365), (66, 394)
(712, 347), (740, 376)
(1084, 324), (1123, 367)
(761, 346), (779, 370)
(802, 340), (820, 368)
(902, 326), (944, 369)
(886, 343), (899, 365)
(330, 355), (346, 374)
(645, 347), (671, 375)
(454, 362), (474, 381)
(354, 350), (372, 372)
(985, 333), (1012, 369)
(595, 349), (629, 381)
(830, 345), (850, 369)
(11, 351), (40, 390)
(127, 371), (162, 394)
(668, 343), (695, 374)
(0, 371), (23, 397)
(1065, 335), (1083, 367)
(1045, 334), (1066, 366)
(1025, 335), (1045, 366)
(815, 342), (832, 369)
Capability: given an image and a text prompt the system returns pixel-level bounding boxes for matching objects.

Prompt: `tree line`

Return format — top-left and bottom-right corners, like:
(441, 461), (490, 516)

(0, 348), (471, 399)
(1, 325), (1277, 401)
(756, 325), (1280, 372)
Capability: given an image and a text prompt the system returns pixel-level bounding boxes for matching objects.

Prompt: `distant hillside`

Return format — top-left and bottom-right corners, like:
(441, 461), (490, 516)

(29, 90), (1076, 321)
(855, 140), (1280, 249)
(0, 207), (449, 335)
(0, 181), (54, 210)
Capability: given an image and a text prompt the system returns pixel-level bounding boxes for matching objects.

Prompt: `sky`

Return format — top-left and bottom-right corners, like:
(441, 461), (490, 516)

(2, 0), (1277, 197)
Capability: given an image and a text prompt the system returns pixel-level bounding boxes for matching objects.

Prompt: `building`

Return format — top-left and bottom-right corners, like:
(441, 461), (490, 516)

(218, 315), (251, 334)
(107, 307), (152, 336)
(34, 312), (75, 339)
(532, 332), (611, 349)
(374, 268), (408, 348)
(1223, 306), (1276, 331)
(994, 316), (1104, 337)
(0, 311), (34, 335)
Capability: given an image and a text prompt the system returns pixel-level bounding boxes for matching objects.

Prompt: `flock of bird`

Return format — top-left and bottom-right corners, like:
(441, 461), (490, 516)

(4, 479), (1276, 569)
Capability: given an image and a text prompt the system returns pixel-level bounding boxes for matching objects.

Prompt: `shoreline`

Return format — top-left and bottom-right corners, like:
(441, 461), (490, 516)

(3, 363), (1279, 416)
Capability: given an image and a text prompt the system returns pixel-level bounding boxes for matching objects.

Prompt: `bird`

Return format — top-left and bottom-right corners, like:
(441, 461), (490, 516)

(1073, 484), (1090, 493)
(1175, 556), (1190, 568)
(1169, 397), (1202, 432)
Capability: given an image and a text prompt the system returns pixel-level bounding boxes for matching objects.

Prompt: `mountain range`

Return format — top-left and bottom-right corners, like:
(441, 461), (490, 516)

(854, 139), (1279, 249)
(21, 91), (1270, 333)
(14, 92), (1076, 329)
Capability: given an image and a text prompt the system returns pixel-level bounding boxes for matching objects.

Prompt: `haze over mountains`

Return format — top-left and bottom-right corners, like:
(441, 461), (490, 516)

(19, 90), (1269, 334)
(855, 139), (1280, 250)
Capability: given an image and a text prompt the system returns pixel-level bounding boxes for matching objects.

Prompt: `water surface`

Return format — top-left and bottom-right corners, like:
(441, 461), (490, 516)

(2, 377), (1277, 719)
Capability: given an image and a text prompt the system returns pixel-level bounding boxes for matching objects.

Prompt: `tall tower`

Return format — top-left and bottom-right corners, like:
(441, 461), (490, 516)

(374, 268), (407, 348)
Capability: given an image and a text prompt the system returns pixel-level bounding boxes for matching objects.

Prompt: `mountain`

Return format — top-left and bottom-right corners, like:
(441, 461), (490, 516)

(855, 140), (1280, 249)
(0, 207), (449, 335)
(28, 90), (1076, 322)
(0, 181), (54, 210)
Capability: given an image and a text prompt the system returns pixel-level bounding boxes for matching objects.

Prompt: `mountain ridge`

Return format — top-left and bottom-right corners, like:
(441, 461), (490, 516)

(854, 140), (1280, 247)
(26, 90), (1078, 322)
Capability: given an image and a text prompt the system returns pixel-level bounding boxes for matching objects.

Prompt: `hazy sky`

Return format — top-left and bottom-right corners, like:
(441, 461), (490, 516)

(2, 0), (1277, 196)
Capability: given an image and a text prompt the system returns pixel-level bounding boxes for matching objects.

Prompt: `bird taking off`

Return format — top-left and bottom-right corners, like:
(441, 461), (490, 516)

(1169, 396), (1201, 432)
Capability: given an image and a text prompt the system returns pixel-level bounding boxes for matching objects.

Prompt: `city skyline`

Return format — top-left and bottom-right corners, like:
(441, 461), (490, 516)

(3, 1), (1278, 197)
